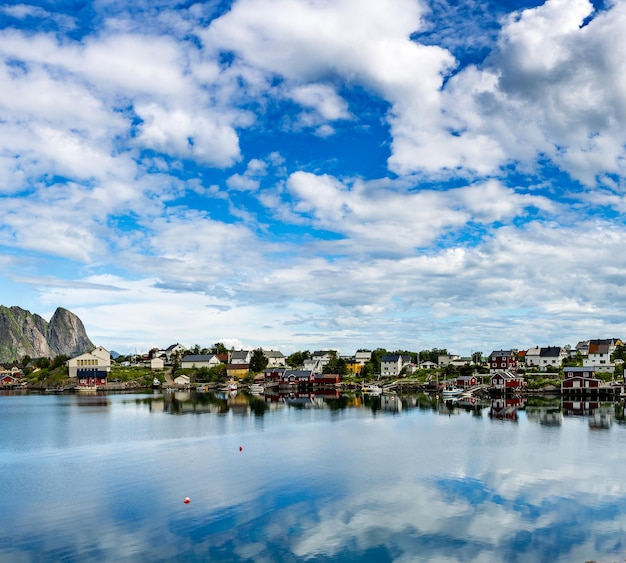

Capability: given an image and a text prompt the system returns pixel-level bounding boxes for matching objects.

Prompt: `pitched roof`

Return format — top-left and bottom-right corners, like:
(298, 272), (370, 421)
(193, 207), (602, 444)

(540, 346), (562, 357)
(230, 350), (250, 360)
(181, 354), (218, 362)
(381, 354), (402, 362)
(263, 350), (285, 358)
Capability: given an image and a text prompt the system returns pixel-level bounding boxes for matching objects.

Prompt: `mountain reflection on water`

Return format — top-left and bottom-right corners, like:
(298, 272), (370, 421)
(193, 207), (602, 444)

(1, 391), (626, 562)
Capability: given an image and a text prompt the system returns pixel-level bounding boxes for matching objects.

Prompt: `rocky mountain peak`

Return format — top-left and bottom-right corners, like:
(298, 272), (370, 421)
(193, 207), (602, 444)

(0, 306), (94, 363)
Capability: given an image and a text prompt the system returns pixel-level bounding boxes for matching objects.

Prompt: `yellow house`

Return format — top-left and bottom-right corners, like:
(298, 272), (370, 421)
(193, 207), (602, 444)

(227, 364), (250, 379)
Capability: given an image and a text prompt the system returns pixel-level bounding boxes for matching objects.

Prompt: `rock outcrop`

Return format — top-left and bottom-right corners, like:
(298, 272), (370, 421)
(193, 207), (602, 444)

(0, 306), (94, 363)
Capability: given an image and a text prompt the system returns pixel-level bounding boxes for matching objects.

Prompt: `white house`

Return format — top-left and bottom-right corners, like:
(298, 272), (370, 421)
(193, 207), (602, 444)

(524, 347), (541, 368)
(524, 346), (567, 369)
(584, 339), (622, 373)
(180, 354), (221, 370)
(437, 354), (460, 367)
(354, 351), (372, 365)
(174, 374), (190, 387)
(149, 358), (164, 371)
(230, 350), (252, 365)
(380, 354), (409, 377)
(67, 346), (111, 379)
(303, 351), (335, 372)
(159, 343), (186, 363)
(264, 350), (286, 367)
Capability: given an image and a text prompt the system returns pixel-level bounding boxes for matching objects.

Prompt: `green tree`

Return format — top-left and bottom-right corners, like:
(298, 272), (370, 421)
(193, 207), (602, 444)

(360, 362), (373, 379)
(211, 342), (228, 355)
(322, 352), (348, 376)
(51, 354), (69, 369)
(287, 351), (310, 368)
(472, 351), (483, 365)
(250, 348), (269, 373)
(22, 354), (31, 367)
(35, 357), (50, 369)
(369, 348), (388, 373)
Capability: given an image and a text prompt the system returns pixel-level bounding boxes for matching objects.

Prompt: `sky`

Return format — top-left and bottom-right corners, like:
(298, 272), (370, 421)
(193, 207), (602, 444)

(0, 0), (625, 357)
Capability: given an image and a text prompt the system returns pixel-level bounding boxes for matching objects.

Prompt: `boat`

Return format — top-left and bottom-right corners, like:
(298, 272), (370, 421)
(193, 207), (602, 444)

(248, 383), (265, 394)
(362, 384), (382, 395)
(441, 386), (464, 398)
(228, 381), (238, 391)
(152, 377), (161, 389)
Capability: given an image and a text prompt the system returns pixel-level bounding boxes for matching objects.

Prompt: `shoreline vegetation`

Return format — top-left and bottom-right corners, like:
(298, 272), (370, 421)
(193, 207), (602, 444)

(3, 347), (624, 399)
(4, 367), (622, 401)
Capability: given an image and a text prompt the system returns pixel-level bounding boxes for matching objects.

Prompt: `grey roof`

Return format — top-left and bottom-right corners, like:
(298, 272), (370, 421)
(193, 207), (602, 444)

(230, 350), (250, 360)
(264, 350), (285, 358)
(181, 354), (218, 362)
(381, 354), (401, 362)
(540, 346), (562, 357)
(490, 350), (515, 358)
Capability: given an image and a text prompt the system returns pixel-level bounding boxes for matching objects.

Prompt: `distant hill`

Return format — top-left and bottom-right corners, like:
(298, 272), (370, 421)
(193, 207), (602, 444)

(0, 306), (94, 363)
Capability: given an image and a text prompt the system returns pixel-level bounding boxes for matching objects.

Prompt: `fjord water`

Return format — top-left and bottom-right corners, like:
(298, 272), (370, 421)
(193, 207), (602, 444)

(1, 392), (625, 562)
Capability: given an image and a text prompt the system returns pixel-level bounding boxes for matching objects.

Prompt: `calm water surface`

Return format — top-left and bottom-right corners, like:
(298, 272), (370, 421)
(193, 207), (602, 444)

(1, 391), (625, 562)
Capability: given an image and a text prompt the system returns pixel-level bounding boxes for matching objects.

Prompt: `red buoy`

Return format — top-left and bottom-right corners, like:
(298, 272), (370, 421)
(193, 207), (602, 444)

(239, 446), (243, 451)
(184, 497), (190, 504)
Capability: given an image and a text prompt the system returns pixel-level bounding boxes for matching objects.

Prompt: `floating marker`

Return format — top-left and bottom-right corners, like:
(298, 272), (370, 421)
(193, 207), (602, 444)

(239, 446), (243, 451)
(184, 497), (190, 504)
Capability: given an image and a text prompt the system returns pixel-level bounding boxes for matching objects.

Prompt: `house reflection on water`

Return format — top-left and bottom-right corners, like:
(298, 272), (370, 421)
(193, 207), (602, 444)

(489, 397), (526, 421)
(140, 391), (625, 430)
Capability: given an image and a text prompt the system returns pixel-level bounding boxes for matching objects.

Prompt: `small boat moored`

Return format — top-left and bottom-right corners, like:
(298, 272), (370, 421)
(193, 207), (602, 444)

(248, 383), (265, 394)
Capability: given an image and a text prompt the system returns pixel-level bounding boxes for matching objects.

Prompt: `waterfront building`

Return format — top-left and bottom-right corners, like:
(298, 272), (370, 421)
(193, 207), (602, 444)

(561, 367), (601, 391)
(67, 346), (111, 379)
(491, 370), (525, 391)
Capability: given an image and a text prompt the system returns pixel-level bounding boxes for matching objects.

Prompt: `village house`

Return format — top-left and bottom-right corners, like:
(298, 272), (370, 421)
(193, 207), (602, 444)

(174, 374), (190, 387)
(489, 350), (518, 374)
(380, 354), (410, 377)
(525, 346), (567, 369)
(302, 351), (335, 372)
(491, 370), (525, 391)
(456, 374), (478, 389)
(230, 350), (252, 365)
(180, 354), (222, 370)
(0, 366), (23, 387)
(158, 343), (186, 363)
(314, 373), (341, 385)
(227, 363), (250, 379)
(147, 357), (164, 371)
(437, 354), (460, 367)
(263, 350), (286, 368)
(354, 351), (372, 365)
(280, 369), (315, 386)
(584, 338), (622, 374)
(561, 367), (601, 392)
(67, 346), (111, 382)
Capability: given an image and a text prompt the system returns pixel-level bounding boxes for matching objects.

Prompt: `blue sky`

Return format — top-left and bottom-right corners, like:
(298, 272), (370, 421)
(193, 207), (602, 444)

(1, 0), (625, 356)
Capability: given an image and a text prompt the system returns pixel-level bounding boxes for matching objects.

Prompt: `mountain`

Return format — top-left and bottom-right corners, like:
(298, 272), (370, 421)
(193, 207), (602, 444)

(0, 306), (94, 363)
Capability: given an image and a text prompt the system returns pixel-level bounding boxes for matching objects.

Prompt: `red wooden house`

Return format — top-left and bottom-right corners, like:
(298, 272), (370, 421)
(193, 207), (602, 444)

(561, 367), (601, 392)
(491, 370), (525, 390)
(0, 373), (18, 386)
(314, 373), (341, 385)
(76, 368), (108, 389)
(456, 374), (478, 388)
(280, 370), (315, 387)
(489, 350), (518, 374)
